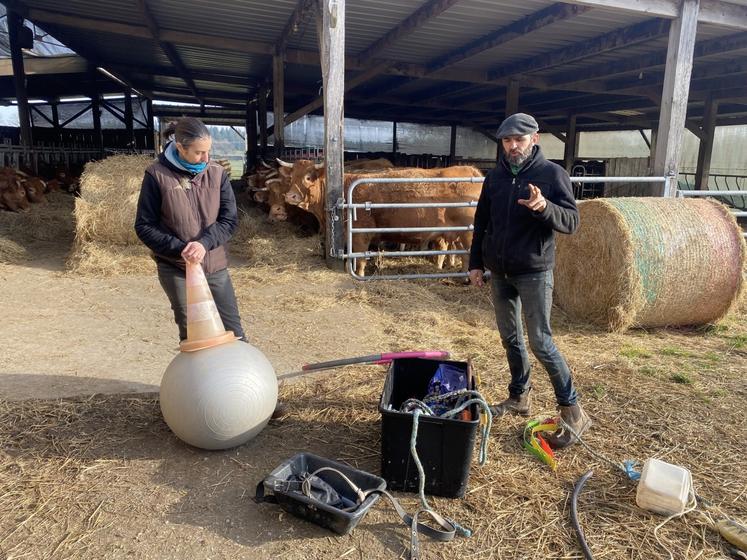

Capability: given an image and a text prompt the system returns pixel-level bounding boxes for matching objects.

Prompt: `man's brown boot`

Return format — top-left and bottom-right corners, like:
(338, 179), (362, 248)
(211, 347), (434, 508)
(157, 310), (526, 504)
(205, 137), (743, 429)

(545, 403), (592, 449)
(489, 389), (531, 417)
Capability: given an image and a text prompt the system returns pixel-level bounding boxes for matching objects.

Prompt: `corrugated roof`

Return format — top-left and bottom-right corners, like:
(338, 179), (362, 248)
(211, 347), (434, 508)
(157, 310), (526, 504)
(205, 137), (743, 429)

(0, 0), (744, 130)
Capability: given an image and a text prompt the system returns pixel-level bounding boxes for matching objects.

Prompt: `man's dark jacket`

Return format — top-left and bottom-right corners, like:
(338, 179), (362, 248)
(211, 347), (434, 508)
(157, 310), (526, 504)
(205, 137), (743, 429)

(134, 147), (238, 274)
(469, 145), (579, 276)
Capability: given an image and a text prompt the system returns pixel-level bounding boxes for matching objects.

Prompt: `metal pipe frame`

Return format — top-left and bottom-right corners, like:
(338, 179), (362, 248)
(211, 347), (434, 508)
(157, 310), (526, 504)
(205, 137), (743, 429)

(341, 175), (681, 281)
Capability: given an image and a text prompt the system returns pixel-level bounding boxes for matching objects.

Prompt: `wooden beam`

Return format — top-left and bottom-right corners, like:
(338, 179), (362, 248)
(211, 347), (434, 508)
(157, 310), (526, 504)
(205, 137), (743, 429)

(563, 114), (578, 172)
(695, 94), (718, 190)
(356, 0), (462, 64)
(277, 0), (316, 52)
(564, 0), (747, 29)
(427, 3), (591, 74)
(272, 54), (285, 156)
(449, 124), (457, 163)
(124, 88), (135, 147)
(136, 0), (202, 105)
(258, 83), (268, 156)
(536, 118), (567, 143)
(392, 121), (398, 159)
(245, 101), (258, 169)
(145, 98), (155, 149)
(7, 10), (32, 146)
(505, 78), (520, 116)
(273, 61), (392, 131)
(488, 18), (670, 81)
(320, 0), (346, 268)
(109, 63), (255, 87)
(653, 0), (699, 195)
(550, 31), (747, 88)
(639, 128), (652, 148)
(0, 55), (87, 77)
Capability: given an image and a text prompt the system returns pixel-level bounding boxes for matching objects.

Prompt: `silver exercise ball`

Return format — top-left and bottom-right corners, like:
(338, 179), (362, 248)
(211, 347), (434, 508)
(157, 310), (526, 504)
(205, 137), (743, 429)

(160, 341), (278, 450)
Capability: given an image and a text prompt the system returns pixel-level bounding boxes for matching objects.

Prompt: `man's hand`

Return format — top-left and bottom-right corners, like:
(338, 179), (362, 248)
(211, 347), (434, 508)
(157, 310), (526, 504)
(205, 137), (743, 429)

(181, 241), (206, 264)
(469, 269), (485, 287)
(518, 183), (547, 212)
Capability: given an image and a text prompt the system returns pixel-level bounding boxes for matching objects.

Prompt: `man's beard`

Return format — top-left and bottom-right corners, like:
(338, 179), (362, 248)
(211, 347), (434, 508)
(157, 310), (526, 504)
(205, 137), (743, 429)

(506, 144), (534, 166)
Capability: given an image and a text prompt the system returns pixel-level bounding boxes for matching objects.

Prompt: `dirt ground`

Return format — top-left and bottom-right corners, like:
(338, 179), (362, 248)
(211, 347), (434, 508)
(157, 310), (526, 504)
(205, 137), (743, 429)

(1, 196), (746, 560)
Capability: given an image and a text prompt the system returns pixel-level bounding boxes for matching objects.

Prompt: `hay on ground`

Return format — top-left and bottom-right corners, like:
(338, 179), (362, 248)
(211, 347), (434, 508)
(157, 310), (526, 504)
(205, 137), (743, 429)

(66, 241), (154, 276)
(555, 198), (745, 331)
(0, 191), (75, 243)
(0, 238), (30, 264)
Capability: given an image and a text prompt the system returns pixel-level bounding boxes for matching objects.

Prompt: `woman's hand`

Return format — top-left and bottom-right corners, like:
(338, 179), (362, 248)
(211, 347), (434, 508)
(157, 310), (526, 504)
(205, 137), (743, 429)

(181, 241), (206, 263)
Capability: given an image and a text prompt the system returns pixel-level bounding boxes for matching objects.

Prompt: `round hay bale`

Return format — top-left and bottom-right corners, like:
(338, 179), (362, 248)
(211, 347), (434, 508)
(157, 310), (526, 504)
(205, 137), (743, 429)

(75, 154), (155, 245)
(555, 197), (745, 331)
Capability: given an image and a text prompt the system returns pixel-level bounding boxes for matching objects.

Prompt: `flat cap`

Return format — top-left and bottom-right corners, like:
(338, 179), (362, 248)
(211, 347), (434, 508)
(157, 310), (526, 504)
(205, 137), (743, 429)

(496, 113), (539, 138)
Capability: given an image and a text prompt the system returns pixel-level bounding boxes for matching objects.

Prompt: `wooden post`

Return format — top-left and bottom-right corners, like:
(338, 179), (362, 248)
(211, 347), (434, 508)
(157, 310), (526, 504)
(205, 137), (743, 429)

(392, 121), (398, 163)
(245, 101), (258, 171)
(652, 0), (699, 197)
(563, 114), (578, 173)
(320, 0), (346, 269)
(91, 94), (104, 152)
(8, 10), (32, 147)
(449, 124), (457, 164)
(505, 78), (520, 117)
(273, 54), (285, 157)
(145, 98), (155, 151)
(50, 101), (60, 143)
(124, 87), (135, 149)
(695, 94), (718, 191)
(258, 83), (268, 158)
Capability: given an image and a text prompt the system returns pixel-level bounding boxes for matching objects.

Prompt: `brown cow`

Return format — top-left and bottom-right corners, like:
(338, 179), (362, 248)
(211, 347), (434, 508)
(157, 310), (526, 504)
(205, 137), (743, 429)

(0, 175), (30, 212)
(343, 158), (394, 171)
(21, 176), (47, 204)
(282, 161), (482, 276)
(272, 158), (394, 225)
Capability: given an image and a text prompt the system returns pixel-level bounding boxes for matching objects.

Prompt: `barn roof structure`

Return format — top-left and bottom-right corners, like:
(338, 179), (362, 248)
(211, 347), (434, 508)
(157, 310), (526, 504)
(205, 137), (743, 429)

(1, 0), (745, 133)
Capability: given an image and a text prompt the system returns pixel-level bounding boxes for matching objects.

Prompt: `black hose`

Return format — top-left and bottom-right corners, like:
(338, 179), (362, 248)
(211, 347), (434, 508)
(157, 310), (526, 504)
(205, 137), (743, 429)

(571, 469), (595, 560)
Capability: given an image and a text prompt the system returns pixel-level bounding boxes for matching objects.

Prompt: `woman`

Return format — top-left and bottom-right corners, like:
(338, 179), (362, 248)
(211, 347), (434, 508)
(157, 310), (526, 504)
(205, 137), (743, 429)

(135, 117), (246, 343)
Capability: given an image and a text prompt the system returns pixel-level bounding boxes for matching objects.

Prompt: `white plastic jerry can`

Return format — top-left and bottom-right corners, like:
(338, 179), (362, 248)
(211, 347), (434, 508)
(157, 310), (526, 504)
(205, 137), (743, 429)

(635, 458), (693, 516)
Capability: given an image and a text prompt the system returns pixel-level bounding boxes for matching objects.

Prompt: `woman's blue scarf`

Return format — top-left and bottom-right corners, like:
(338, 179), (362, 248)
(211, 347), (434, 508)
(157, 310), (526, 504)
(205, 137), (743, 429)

(165, 142), (208, 174)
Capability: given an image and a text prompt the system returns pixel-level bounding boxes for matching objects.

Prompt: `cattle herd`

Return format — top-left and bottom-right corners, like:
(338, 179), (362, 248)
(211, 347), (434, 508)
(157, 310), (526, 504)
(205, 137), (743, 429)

(242, 157), (484, 275)
(0, 165), (81, 212)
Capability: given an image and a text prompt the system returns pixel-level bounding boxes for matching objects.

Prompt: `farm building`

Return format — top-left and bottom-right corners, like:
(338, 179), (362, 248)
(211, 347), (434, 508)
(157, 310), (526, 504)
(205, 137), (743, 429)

(1, 0), (746, 559)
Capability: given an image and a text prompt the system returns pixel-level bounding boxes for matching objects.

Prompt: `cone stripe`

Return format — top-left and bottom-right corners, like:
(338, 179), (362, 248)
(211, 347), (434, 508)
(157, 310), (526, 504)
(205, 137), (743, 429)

(187, 301), (222, 322)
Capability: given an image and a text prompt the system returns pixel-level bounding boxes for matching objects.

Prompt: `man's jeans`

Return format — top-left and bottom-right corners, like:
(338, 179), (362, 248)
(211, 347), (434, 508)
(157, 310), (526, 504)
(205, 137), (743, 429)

(490, 270), (577, 406)
(157, 260), (246, 342)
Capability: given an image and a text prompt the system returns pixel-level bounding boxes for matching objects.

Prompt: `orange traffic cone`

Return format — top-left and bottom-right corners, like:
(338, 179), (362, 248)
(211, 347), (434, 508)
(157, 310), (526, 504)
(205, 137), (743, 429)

(179, 261), (238, 352)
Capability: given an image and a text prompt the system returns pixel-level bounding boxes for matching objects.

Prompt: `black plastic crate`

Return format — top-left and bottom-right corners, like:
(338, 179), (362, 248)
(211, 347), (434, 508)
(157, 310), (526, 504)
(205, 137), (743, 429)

(379, 358), (480, 498)
(257, 452), (386, 535)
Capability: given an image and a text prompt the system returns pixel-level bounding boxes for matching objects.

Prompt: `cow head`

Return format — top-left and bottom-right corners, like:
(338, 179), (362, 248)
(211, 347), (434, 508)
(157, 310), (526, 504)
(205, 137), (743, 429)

(0, 177), (30, 212)
(282, 159), (325, 208)
(23, 177), (47, 203)
(266, 176), (292, 223)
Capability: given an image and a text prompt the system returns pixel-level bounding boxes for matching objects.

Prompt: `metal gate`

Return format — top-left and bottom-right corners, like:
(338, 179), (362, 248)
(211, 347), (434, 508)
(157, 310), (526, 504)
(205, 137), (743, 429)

(678, 189), (747, 238)
(338, 174), (677, 281)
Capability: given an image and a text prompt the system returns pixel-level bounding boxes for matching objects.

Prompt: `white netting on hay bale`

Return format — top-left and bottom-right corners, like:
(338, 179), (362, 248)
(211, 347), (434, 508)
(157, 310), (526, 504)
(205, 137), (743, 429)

(555, 197), (745, 331)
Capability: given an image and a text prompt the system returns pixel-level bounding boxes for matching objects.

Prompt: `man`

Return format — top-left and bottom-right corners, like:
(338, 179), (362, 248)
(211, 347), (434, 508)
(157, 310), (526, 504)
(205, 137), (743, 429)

(468, 113), (590, 448)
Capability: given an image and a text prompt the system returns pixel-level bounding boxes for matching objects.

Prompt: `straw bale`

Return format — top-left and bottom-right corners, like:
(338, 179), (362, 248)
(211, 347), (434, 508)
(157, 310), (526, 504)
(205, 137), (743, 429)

(74, 154), (154, 245)
(555, 197), (745, 331)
